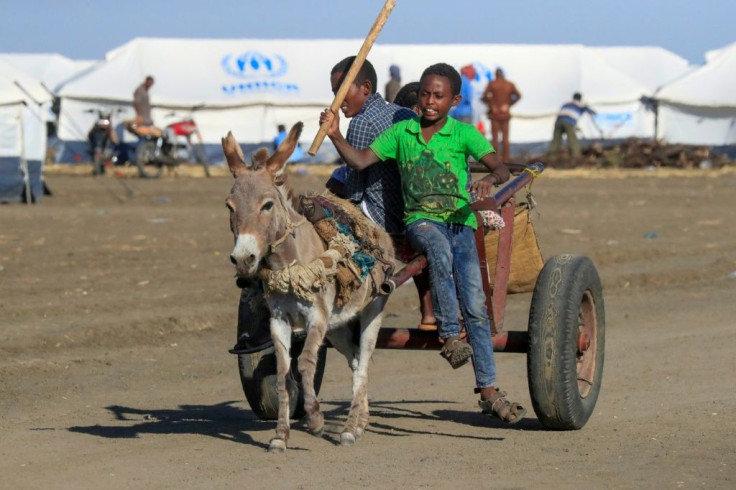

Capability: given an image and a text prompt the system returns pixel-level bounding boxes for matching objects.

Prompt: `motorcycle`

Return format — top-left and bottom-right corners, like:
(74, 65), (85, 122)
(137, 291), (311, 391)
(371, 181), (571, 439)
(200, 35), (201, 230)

(87, 108), (128, 176)
(86, 108), (144, 178)
(127, 112), (210, 179)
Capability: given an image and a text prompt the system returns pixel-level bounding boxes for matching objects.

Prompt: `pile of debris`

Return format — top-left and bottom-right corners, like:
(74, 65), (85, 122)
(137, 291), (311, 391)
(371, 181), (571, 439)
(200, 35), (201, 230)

(527, 140), (734, 169)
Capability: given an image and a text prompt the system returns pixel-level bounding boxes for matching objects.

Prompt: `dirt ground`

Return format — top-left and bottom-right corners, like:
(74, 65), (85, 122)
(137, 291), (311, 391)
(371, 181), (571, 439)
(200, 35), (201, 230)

(1, 166), (735, 489)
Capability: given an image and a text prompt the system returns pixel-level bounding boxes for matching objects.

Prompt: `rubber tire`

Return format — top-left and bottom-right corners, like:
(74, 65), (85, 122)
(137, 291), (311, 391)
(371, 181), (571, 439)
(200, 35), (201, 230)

(237, 334), (327, 421)
(527, 254), (605, 430)
(135, 140), (162, 179)
(92, 149), (105, 176)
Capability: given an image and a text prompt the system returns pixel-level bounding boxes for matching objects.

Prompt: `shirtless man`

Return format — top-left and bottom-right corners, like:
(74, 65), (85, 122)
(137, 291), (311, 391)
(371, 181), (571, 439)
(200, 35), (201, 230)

(126, 76), (161, 137)
(481, 68), (521, 163)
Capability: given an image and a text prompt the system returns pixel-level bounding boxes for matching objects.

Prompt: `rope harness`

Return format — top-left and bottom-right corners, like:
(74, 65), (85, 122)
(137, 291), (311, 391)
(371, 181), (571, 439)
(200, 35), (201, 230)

(268, 215), (307, 256)
(266, 175), (307, 256)
(261, 193), (393, 307)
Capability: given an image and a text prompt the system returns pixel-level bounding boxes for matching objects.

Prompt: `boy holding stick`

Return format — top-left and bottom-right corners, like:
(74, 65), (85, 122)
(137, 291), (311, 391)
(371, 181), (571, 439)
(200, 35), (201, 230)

(327, 56), (436, 331)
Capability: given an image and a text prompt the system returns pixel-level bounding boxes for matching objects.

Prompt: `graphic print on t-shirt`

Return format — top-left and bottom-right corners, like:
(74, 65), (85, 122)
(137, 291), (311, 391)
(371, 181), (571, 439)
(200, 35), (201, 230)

(404, 150), (459, 215)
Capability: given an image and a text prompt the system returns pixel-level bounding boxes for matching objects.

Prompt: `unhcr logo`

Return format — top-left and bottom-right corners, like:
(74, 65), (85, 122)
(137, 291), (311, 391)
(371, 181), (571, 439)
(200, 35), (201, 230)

(221, 51), (299, 96)
(222, 81), (299, 95)
(221, 51), (288, 79)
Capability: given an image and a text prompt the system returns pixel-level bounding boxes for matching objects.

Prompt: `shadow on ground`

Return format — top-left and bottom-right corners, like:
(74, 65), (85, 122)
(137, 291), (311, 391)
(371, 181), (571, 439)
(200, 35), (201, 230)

(68, 401), (271, 449)
(67, 398), (540, 449)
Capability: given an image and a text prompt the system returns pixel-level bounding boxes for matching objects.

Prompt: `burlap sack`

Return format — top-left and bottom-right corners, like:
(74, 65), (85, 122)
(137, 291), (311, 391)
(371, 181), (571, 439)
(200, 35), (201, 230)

(483, 203), (544, 294)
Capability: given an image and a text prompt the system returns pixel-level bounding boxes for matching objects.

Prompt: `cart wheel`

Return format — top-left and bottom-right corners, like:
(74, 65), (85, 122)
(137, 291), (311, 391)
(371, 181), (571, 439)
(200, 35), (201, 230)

(527, 254), (605, 430)
(237, 331), (327, 421)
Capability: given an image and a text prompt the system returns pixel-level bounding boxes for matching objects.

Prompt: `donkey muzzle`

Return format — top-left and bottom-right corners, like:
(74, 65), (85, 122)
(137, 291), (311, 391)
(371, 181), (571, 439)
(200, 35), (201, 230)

(230, 252), (256, 267)
(231, 233), (261, 277)
(231, 251), (258, 273)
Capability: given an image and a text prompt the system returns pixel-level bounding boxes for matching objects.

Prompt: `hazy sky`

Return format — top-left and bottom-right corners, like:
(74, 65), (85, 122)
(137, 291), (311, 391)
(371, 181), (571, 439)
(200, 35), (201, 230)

(2, 0), (734, 64)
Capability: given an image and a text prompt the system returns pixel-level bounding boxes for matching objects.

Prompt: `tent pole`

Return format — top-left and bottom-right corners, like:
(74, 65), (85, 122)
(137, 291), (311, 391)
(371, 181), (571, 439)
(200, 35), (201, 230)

(19, 105), (32, 205)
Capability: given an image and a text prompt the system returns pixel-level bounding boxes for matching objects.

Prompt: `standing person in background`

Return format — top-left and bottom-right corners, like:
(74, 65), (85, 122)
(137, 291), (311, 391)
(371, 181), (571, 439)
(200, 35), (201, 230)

(548, 92), (597, 158)
(273, 124), (303, 162)
(133, 75), (154, 125)
(482, 68), (521, 163)
(449, 64), (476, 124)
(385, 64), (402, 103)
(126, 75), (161, 137)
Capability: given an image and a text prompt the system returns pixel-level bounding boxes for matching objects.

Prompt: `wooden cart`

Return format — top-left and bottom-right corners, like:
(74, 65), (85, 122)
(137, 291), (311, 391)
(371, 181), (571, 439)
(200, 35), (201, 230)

(233, 162), (605, 430)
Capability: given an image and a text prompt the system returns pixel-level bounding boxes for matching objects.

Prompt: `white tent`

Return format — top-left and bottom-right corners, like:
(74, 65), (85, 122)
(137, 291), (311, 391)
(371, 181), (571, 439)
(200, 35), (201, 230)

(1, 53), (99, 155)
(374, 43), (655, 143)
(704, 42), (735, 64)
(57, 38), (679, 163)
(656, 42), (736, 145)
(0, 53), (97, 92)
(586, 46), (691, 92)
(0, 59), (50, 203)
(57, 38), (372, 163)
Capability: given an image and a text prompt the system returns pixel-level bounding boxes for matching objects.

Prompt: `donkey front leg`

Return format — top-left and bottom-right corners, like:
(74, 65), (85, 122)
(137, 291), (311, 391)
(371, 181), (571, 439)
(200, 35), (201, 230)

(341, 297), (386, 446)
(268, 317), (292, 453)
(297, 310), (329, 437)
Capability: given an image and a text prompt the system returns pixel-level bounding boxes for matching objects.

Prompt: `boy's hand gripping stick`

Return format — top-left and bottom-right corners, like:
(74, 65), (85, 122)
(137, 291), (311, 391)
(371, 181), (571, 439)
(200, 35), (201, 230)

(307, 0), (396, 156)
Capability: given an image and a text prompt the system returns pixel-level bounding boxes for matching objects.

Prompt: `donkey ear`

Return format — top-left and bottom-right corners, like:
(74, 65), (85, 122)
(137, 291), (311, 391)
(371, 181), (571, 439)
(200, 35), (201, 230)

(221, 132), (247, 178)
(265, 122), (304, 179)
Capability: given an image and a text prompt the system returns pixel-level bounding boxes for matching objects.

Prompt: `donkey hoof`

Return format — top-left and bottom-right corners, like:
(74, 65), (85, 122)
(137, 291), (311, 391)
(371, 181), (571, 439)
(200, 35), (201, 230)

(306, 414), (324, 437)
(340, 432), (356, 446)
(268, 438), (287, 454)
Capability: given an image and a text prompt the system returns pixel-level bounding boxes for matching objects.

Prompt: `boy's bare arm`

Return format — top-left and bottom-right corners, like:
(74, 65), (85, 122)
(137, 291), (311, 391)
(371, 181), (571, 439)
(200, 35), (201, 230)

(470, 153), (511, 199)
(319, 109), (380, 170)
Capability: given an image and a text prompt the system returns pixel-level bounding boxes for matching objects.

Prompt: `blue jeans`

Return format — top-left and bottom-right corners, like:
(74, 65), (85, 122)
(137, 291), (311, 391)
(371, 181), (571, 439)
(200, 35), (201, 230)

(406, 219), (496, 388)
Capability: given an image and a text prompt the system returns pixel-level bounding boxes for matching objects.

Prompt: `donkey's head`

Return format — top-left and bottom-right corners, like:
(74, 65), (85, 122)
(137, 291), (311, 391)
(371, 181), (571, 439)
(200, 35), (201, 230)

(222, 122), (303, 278)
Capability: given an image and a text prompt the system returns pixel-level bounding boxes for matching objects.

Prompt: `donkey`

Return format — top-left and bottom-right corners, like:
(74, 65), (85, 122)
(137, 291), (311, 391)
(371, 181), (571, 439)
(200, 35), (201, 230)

(222, 122), (394, 453)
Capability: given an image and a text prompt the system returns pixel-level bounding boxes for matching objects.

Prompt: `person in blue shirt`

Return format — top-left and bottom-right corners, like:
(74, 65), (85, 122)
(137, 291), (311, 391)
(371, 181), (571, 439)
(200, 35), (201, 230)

(548, 93), (597, 158)
(449, 64), (475, 124)
(273, 124), (303, 162)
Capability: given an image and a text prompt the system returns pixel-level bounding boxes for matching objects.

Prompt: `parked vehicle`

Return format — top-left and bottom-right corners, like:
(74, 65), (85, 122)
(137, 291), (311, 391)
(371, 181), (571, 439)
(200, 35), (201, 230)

(127, 112), (209, 178)
(86, 108), (140, 177)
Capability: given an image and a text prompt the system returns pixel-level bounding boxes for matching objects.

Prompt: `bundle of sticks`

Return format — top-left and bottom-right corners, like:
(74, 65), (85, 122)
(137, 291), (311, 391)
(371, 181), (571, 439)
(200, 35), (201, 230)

(530, 140), (734, 169)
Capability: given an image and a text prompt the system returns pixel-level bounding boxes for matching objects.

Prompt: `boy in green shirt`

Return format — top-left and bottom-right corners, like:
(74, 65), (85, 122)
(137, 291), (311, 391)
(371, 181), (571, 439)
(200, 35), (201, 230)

(319, 63), (526, 424)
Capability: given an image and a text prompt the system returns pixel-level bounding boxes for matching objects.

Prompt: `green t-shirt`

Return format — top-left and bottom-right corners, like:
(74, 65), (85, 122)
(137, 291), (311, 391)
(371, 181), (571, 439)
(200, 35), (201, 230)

(369, 116), (495, 229)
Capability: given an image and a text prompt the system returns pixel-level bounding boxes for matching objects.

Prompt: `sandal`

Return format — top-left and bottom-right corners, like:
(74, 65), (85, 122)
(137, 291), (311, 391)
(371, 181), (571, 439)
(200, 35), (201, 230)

(478, 387), (527, 425)
(440, 336), (473, 369)
(418, 322), (437, 331)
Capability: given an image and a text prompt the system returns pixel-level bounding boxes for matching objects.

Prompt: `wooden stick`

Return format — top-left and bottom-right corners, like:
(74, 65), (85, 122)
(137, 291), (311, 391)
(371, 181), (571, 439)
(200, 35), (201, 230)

(307, 0), (396, 156)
